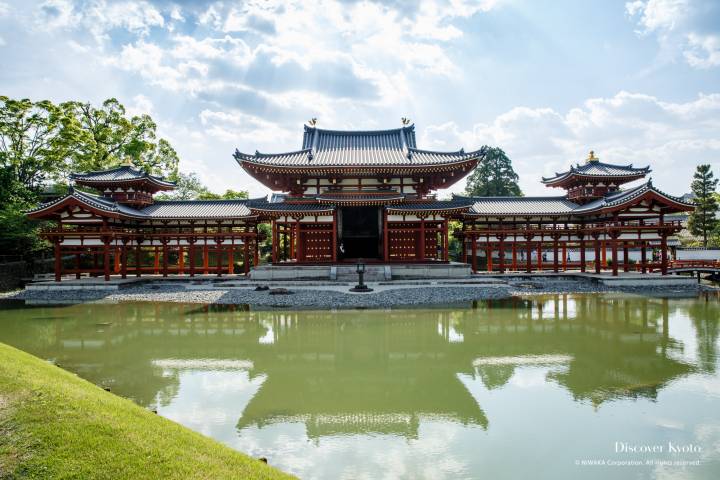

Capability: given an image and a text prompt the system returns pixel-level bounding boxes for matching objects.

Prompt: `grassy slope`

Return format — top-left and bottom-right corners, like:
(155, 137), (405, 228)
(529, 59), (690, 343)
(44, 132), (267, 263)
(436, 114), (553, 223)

(0, 343), (294, 480)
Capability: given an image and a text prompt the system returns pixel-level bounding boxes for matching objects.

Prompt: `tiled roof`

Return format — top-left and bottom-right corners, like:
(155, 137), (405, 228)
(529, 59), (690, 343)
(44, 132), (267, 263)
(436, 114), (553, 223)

(572, 181), (692, 213)
(386, 197), (474, 212)
(543, 161), (650, 184)
(71, 166), (176, 188)
(461, 195), (579, 216)
(27, 189), (146, 218)
(248, 201), (336, 213)
(28, 190), (257, 219)
(316, 191), (405, 204)
(141, 200), (253, 219)
(235, 124), (486, 167)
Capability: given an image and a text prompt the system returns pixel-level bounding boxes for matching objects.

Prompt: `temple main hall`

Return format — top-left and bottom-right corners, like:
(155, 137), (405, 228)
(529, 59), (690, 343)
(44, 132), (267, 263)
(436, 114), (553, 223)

(27, 123), (693, 280)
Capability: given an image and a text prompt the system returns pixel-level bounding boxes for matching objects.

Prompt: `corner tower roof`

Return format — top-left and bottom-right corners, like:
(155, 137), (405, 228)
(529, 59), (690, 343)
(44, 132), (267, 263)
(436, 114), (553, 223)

(542, 151), (650, 187)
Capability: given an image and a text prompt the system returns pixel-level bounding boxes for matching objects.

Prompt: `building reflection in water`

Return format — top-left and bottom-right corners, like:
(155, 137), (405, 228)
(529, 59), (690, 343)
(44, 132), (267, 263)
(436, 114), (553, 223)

(1, 294), (718, 441)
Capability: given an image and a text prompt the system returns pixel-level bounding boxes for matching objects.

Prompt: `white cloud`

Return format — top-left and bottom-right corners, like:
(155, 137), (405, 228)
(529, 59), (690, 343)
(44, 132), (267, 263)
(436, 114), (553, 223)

(126, 93), (154, 117)
(0, 1), (10, 16)
(626, 0), (720, 68)
(0, 36), (5, 47)
(684, 32), (720, 68)
(427, 91), (720, 196)
(36, 0), (164, 42)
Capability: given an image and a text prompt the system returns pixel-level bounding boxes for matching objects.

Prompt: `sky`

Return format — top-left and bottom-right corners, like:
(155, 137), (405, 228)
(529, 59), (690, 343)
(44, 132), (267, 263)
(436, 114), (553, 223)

(1, 0), (719, 198)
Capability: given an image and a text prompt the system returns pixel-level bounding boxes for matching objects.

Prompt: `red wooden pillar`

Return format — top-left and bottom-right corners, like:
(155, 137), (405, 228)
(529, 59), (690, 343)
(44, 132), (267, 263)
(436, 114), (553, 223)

(553, 237), (559, 273)
(562, 243), (567, 271)
(641, 242), (647, 273)
(498, 237), (505, 273)
(216, 238), (223, 276)
(579, 237), (586, 272)
(660, 234), (668, 275)
(271, 221), (278, 264)
(189, 243), (196, 277)
(382, 211), (389, 262)
(594, 236), (601, 274)
(178, 246), (185, 275)
(114, 248), (121, 274)
(486, 243), (493, 272)
(162, 241), (169, 278)
(442, 219), (449, 262)
(244, 237), (250, 275)
(601, 240), (607, 269)
(295, 219), (301, 262)
(537, 242), (543, 271)
(103, 239), (110, 282)
(525, 239), (532, 273)
(253, 233), (259, 267)
(333, 211), (338, 262)
(92, 250), (98, 277)
(135, 242), (142, 277)
(54, 241), (61, 282)
(153, 246), (160, 274)
(611, 235), (619, 277)
(228, 244), (234, 275)
(511, 243), (517, 271)
(120, 243), (128, 279)
(419, 216), (426, 261)
(623, 242), (629, 272)
(471, 235), (477, 273)
(203, 244), (209, 274)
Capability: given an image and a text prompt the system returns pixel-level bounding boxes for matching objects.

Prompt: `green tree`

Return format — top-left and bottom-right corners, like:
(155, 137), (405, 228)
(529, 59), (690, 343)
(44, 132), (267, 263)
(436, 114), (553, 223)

(155, 172), (248, 201)
(198, 189), (249, 200)
(0, 96), (74, 190)
(465, 147), (522, 197)
(687, 164), (718, 247)
(62, 98), (179, 177)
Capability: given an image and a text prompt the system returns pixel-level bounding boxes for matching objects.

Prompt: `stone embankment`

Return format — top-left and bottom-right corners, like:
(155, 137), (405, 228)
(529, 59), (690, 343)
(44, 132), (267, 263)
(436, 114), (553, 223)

(1, 277), (711, 309)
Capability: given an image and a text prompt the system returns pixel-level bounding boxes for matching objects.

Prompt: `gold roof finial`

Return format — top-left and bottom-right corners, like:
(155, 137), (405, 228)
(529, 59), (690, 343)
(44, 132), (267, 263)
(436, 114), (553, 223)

(587, 150), (598, 163)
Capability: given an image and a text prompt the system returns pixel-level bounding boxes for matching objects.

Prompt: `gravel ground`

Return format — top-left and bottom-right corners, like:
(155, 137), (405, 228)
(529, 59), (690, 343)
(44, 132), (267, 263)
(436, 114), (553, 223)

(0, 278), (711, 309)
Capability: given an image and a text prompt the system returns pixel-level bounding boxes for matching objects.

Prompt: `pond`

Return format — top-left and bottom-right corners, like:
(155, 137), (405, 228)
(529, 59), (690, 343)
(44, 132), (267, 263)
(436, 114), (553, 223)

(1, 293), (719, 479)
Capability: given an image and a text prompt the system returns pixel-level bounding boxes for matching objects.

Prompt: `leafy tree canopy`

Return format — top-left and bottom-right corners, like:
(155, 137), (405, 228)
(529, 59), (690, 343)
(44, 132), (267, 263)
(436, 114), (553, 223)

(687, 164), (719, 248)
(155, 172), (248, 201)
(465, 147), (523, 197)
(61, 98), (179, 178)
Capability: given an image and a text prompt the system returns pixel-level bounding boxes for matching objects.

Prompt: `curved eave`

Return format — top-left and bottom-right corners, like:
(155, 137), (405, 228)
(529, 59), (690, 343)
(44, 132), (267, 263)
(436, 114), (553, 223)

(26, 193), (130, 220)
(143, 214), (259, 221)
(239, 156), (479, 174)
(386, 205), (472, 215)
(73, 177), (176, 191)
(317, 196), (405, 206)
(579, 188), (695, 215)
(462, 210), (577, 218)
(249, 206), (336, 215)
(542, 172), (649, 187)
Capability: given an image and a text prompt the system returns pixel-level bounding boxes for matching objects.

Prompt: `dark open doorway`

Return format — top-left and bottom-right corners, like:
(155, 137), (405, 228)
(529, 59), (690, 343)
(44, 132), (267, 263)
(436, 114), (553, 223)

(339, 207), (381, 259)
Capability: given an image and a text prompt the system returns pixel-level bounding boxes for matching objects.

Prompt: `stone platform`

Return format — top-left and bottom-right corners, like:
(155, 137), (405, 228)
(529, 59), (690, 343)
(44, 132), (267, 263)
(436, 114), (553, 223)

(249, 263), (473, 281)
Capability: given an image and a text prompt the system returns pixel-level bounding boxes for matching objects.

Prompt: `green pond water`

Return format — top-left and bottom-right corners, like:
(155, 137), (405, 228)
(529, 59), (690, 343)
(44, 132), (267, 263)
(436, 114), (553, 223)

(1, 294), (720, 479)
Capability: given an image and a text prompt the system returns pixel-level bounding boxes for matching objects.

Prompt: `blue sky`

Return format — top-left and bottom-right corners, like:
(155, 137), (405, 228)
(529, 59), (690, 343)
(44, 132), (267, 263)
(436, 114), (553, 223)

(1, 0), (719, 197)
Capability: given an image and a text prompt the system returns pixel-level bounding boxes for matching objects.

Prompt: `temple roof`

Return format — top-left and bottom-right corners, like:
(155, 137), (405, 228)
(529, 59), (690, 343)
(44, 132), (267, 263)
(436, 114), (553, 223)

(459, 195), (579, 216)
(234, 124), (486, 168)
(27, 189), (259, 220)
(572, 181), (693, 213)
(27, 188), (147, 218)
(141, 199), (255, 219)
(542, 157), (650, 185)
(70, 165), (176, 189)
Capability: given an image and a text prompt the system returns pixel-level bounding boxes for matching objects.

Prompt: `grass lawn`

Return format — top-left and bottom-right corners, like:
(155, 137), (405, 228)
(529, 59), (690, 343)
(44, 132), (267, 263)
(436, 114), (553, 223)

(0, 343), (295, 479)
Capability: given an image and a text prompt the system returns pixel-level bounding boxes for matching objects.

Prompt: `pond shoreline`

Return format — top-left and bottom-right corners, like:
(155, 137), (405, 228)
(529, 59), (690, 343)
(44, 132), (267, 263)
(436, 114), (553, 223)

(1, 278), (714, 309)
